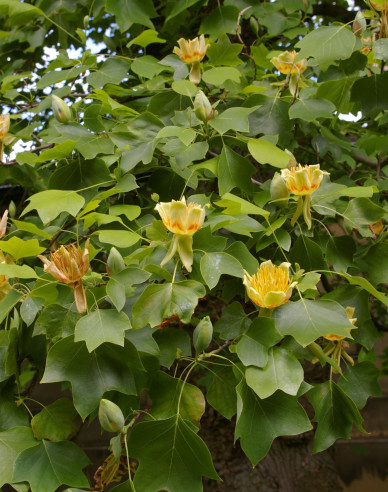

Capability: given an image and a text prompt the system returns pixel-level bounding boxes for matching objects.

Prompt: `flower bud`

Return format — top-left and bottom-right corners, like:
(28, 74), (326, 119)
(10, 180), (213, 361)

(193, 316), (213, 353)
(8, 201), (16, 219)
(99, 399), (125, 433)
(52, 94), (71, 123)
(353, 11), (367, 37)
(83, 15), (90, 29)
(0, 114), (10, 138)
(194, 91), (213, 122)
(106, 247), (125, 276)
(270, 173), (289, 207)
(249, 17), (259, 36)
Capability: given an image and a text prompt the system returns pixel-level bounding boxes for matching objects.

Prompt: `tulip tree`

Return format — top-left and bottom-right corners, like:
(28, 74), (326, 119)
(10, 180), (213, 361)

(0, 0), (387, 490)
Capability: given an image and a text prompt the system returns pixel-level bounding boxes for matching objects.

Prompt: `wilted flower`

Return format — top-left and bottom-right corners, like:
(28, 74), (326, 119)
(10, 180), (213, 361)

(243, 260), (296, 309)
(0, 114), (10, 138)
(271, 50), (307, 75)
(52, 94), (71, 123)
(173, 35), (209, 84)
(155, 196), (206, 272)
(38, 240), (89, 313)
(194, 90), (214, 122)
(281, 164), (328, 196)
(323, 307), (357, 341)
(0, 210), (8, 238)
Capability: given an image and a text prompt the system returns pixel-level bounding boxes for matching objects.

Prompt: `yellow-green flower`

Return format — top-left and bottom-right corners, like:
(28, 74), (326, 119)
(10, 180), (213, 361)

(0, 210), (8, 238)
(38, 240), (90, 313)
(271, 50), (307, 75)
(323, 307), (357, 341)
(0, 114), (10, 138)
(155, 196), (205, 236)
(173, 35), (209, 84)
(281, 164), (329, 196)
(155, 197), (206, 272)
(173, 35), (208, 64)
(243, 260), (296, 309)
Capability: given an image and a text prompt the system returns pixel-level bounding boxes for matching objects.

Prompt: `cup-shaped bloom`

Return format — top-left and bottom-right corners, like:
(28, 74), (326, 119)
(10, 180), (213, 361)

(52, 94), (71, 123)
(173, 35), (208, 65)
(243, 260), (296, 309)
(323, 307), (357, 341)
(0, 114), (10, 138)
(271, 50), (307, 75)
(38, 240), (89, 313)
(155, 197), (205, 236)
(281, 164), (329, 196)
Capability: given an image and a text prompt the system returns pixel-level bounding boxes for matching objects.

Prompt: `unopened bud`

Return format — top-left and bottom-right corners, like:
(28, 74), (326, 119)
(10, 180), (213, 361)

(83, 15), (90, 29)
(8, 201), (16, 219)
(270, 173), (289, 208)
(194, 90), (214, 122)
(52, 94), (71, 123)
(193, 316), (213, 353)
(0, 210), (7, 238)
(250, 17), (259, 36)
(107, 247), (125, 276)
(99, 399), (125, 433)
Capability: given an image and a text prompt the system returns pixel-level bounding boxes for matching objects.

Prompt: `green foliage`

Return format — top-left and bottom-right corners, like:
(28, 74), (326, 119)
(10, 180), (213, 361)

(0, 0), (387, 489)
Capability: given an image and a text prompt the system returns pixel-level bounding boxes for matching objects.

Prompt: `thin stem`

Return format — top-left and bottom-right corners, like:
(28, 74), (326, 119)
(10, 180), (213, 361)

(124, 433), (136, 492)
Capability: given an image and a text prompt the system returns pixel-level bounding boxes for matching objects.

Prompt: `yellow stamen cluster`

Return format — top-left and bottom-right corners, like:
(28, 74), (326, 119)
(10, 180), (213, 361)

(271, 50), (307, 75)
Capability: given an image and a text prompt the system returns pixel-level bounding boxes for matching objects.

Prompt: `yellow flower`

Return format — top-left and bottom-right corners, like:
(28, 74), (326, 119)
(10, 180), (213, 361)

(323, 307), (357, 341)
(155, 196), (205, 236)
(0, 114), (10, 138)
(271, 50), (307, 75)
(0, 251), (11, 300)
(281, 164), (329, 196)
(243, 260), (296, 309)
(173, 35), (208, 65)
(173, 35), (209, 85)
(155, 197), (206, 272)
(38, 240), (90, 313)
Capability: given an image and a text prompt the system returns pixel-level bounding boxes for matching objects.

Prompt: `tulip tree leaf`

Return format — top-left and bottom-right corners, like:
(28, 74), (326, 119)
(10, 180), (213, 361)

(273, 299), (354, 346)
(200, 252), (244, 289)
(350, 73), (388, 115)
(0, 264), (38, 279)
(21, 190), (85, 224)
(74, 309), (131, 352)
(307, 381), (365, 453)
(248, 138), (291, 168)
(295, 25), (361, 71)
(288, 98), (336, 121)
(132, 281), (206, 329)
(0, 237), (45, 261)
(337, 362), (381, 409)
(31, 398), (78, 442)
(105, 0), (157, 31)
(245, 347), (304, 399)
(129, 416), (220, 491)
(208, 107), (256, 134)
(149, 371), (205, 425)
(0, 426), (39, 488)
(200, 365), (238, 419)
(235, 380), (312, 466)
(218, 146), (256, 196)
(13, 440), (90, 492)
(41, 337), (138, 419)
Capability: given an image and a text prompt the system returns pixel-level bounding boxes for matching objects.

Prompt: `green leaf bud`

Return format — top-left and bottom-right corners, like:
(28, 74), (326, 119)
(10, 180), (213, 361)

(83, 15), (90, 29)
(107, 247), (126, 276)
(194, 90), (214, 122)
(270, 172), (289, 208)
(249, 16), (259, 36)
(99, 399), (125, 433)
(52, 94), (71, 123)
(193, 316), (213, 353)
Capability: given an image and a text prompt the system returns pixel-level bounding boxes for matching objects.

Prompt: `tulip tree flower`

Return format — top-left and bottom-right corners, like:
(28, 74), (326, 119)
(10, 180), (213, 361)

(173, 35), (209, 85)
(0, 210), (8, 238)
(323, 307), (357, 342)
(194, 90), (214, 122)
(38, 240), (90, 313)
(271, 50), (308, 96)
(0, 252), (11, 301)
(243, 260), (296, 310)
(281, 164), (329, 229)
(0, 113), (10, 162)
(155, 196), (206, 272)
